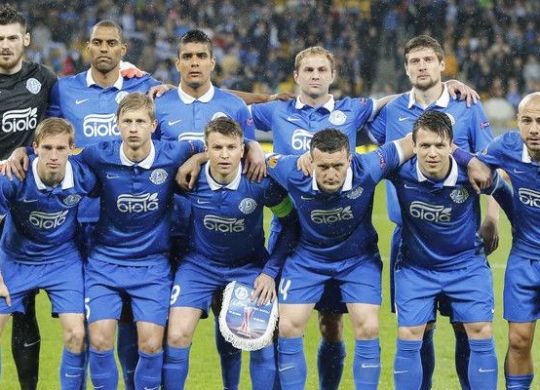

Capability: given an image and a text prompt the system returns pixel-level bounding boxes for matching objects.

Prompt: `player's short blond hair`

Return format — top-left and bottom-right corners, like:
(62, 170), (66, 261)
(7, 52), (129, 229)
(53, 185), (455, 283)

(34, 118), (74, 146)
(116, 92), (156, 122)
(294, 46), (336, 72)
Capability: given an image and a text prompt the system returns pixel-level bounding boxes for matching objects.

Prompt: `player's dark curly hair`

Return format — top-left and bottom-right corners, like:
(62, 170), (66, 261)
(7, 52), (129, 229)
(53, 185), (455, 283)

(0, 3), (27, 30)
(204, 117), (243, 142)
(310, 129), (350, 155)
(178, 29), (213, 57)
(412, 111), (453, 143)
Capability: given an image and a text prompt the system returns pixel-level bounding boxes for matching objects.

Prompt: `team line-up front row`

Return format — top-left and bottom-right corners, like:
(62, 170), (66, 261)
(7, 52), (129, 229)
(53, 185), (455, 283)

(0, 91), (539, 390)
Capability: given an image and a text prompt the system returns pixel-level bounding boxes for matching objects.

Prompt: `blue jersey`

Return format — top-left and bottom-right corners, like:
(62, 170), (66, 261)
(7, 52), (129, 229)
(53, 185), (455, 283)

(0, 156), (96, 264)
(391, 156), (510, 269)
(477, 131), (540, 257)
(267, 142), (401, 262)
(155, 84), (255, 142)
(251, 96), (375, 154)
(184, 163), (289, 276)
(47, 70), (160, 148)
(368, 87), (493, 224)
(79, 140), (202, 266)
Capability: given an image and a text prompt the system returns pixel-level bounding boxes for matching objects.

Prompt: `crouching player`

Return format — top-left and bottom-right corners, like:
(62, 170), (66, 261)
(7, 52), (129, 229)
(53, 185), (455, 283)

(0, 118), (96, 389)
(266, 129), (414, 389)
(163, 117), (297, 390)
(390, 111), (512, 390)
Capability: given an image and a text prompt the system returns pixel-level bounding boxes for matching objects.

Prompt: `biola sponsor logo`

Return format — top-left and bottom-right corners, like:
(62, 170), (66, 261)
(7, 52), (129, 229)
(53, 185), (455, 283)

(203, 215), (245, 233)
(29, 210), (69, 229)
(518, 188), (540, 208)
(2, 107), (38, 133)
(83, 113), (119, 138)
(311, 206), (353, 224)
(291, 129), (313, 151)
(117, 193), (159, 213)
(409, 201), (451, 222)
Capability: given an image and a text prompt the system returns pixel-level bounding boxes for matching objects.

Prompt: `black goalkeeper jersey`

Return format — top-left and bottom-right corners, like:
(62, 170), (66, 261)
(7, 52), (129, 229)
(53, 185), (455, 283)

(0, 62), (56, 159)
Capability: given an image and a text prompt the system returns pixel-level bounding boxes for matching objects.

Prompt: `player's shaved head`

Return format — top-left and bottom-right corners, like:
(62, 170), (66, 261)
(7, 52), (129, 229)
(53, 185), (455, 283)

(34, 118), (75, 147)
(518, 92), (540, 114)
(310, 129), (349, 155)
(295, 46), (335, 71)
(204, 117), (243, 143)
(91, 20), (124, 42)
(412, 111), (453, 143)
(117, 93), (156, 122)
(404, 35), (444, 63)
(0, 3), (26, 30)
(178, 29), (213, 57)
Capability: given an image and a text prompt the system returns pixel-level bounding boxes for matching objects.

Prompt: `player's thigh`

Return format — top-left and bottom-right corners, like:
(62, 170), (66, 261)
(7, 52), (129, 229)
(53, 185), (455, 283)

(44, 259), (85, 316)
(336, 254), (383, 306)
(84, 260), (124, 323)
(0, 259), (41, 314)
(89, 319), (118, 350)
(167, 307), (203, 347)
(278, 303), (315, 338)
(394, 264), (439, 327)
(504, 251), (540, 322)
(346, 303), (380, 339)
(278, 255), (331, 304)
(445, 259), (494, 324)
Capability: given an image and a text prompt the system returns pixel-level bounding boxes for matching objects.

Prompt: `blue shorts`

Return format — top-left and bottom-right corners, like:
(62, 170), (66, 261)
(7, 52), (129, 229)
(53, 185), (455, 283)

(269, 229), (348, 313)
(278, 252), (382, 306)
(85, 258), (172, 326)
(0, 258), (84, 315)
(171, 255), (262, 317)
(395, 258), (494, 327)
(504, 250), (540, 322)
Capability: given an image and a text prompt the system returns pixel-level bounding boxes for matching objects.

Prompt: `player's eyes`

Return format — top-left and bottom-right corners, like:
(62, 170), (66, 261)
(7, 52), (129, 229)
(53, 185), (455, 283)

(108, 41), (120, 47)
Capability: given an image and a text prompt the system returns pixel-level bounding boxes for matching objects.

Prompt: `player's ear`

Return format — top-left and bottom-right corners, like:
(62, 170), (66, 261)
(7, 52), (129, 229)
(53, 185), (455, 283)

(120, 41), (127, 57)
(23, 32), (30, 47)
(32, 142), (38, 156)
(439, 58), (445, 73)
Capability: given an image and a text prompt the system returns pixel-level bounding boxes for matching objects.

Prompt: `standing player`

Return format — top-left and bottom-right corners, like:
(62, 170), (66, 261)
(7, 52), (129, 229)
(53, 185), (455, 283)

(367, 35), (497, 390)
(163, 117), (297, 390)
(154, 29), (265, 390)
(390, 111), (511, 390)
(266, 129), (414, 389)
(470, 92), (540, 390)
(0, 118), (95, 389)
(0, 4), (56, 388)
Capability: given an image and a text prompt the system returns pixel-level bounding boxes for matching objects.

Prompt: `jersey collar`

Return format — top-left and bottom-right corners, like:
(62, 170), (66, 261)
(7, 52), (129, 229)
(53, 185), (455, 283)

(415, 155), (458, 186)
(32, 158), (74, 190)
(86, 70), (123, 90)
(408, 84), (450, 109)
(119, 142), (156, 169)
(522, 144), (533, 163)
(205, 162), (242, 190)
(312, 166), (353, 192)
(295, 95), (335, 112)
(178, 84), (215, 104)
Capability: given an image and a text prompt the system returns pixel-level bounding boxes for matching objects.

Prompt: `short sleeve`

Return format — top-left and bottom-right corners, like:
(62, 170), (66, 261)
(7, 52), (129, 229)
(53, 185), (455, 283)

(250, 102), (275, 132)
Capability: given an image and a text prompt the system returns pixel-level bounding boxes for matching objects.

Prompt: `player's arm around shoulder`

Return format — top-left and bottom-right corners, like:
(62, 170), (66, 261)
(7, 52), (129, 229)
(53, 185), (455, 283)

(361, 134), (414, 183)
(265, 153), (300, 190)
(170, 140), (206, 191)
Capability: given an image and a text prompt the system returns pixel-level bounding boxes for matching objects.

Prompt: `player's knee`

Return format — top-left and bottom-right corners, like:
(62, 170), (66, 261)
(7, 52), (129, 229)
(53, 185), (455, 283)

(508, 329), (534, 355)
(90, 331), (115, 351)
(64, 326), (85, 353)
(319, 313), (343, 342)
(138, 337), (163, 354)
(167, 329), (192, 348)
(466, 322), (492, 339)
(354, 318), (379, 340)
(278, 317), (304, 338)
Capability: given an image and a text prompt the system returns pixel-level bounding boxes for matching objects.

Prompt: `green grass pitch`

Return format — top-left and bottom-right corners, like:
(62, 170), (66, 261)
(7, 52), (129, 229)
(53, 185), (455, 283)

(1, 183), (539, 389)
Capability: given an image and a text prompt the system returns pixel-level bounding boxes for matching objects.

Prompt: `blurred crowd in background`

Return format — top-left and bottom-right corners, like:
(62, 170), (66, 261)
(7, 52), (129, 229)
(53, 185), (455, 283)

(14, 0), (540, 132)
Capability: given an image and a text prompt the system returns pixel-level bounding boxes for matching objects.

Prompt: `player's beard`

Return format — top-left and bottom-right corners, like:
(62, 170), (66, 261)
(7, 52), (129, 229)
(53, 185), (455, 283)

(0, 49), (24, 73)
(413, 76), (439, 92)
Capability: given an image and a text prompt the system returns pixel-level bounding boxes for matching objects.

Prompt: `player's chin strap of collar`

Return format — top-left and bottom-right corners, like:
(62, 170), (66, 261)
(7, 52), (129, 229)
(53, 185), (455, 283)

(219, 280), (278, 351)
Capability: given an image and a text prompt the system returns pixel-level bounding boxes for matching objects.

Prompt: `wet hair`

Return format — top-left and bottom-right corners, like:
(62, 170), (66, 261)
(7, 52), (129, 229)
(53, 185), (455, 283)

(34, 118), (74, 146)
(310, 128), (350, 154)
(412, 111), (453, 143)
(404, 35), (444, 63)
(178, 29), (213, 57)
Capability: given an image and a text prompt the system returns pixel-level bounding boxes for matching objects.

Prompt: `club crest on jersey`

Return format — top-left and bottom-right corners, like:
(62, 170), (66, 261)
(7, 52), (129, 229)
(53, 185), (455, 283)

(450, 187), (469, 204)
(150, 169), (168, 185)
(445, 113), (456, 125)
(346, 186), (364, 200)
(25, 78), (42, 95)
(115, 91), (129, 104)
(267, 154), (280, 168)
(63, 194), (82, 207)
(329, 110), (347, 126)
(212, 112), (230, 120)
(239, 198), (257, 214)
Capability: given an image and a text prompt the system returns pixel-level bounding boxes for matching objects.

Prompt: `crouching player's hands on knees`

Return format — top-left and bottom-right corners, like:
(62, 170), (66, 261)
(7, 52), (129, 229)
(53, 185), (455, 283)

(252, 273), (276, 306)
